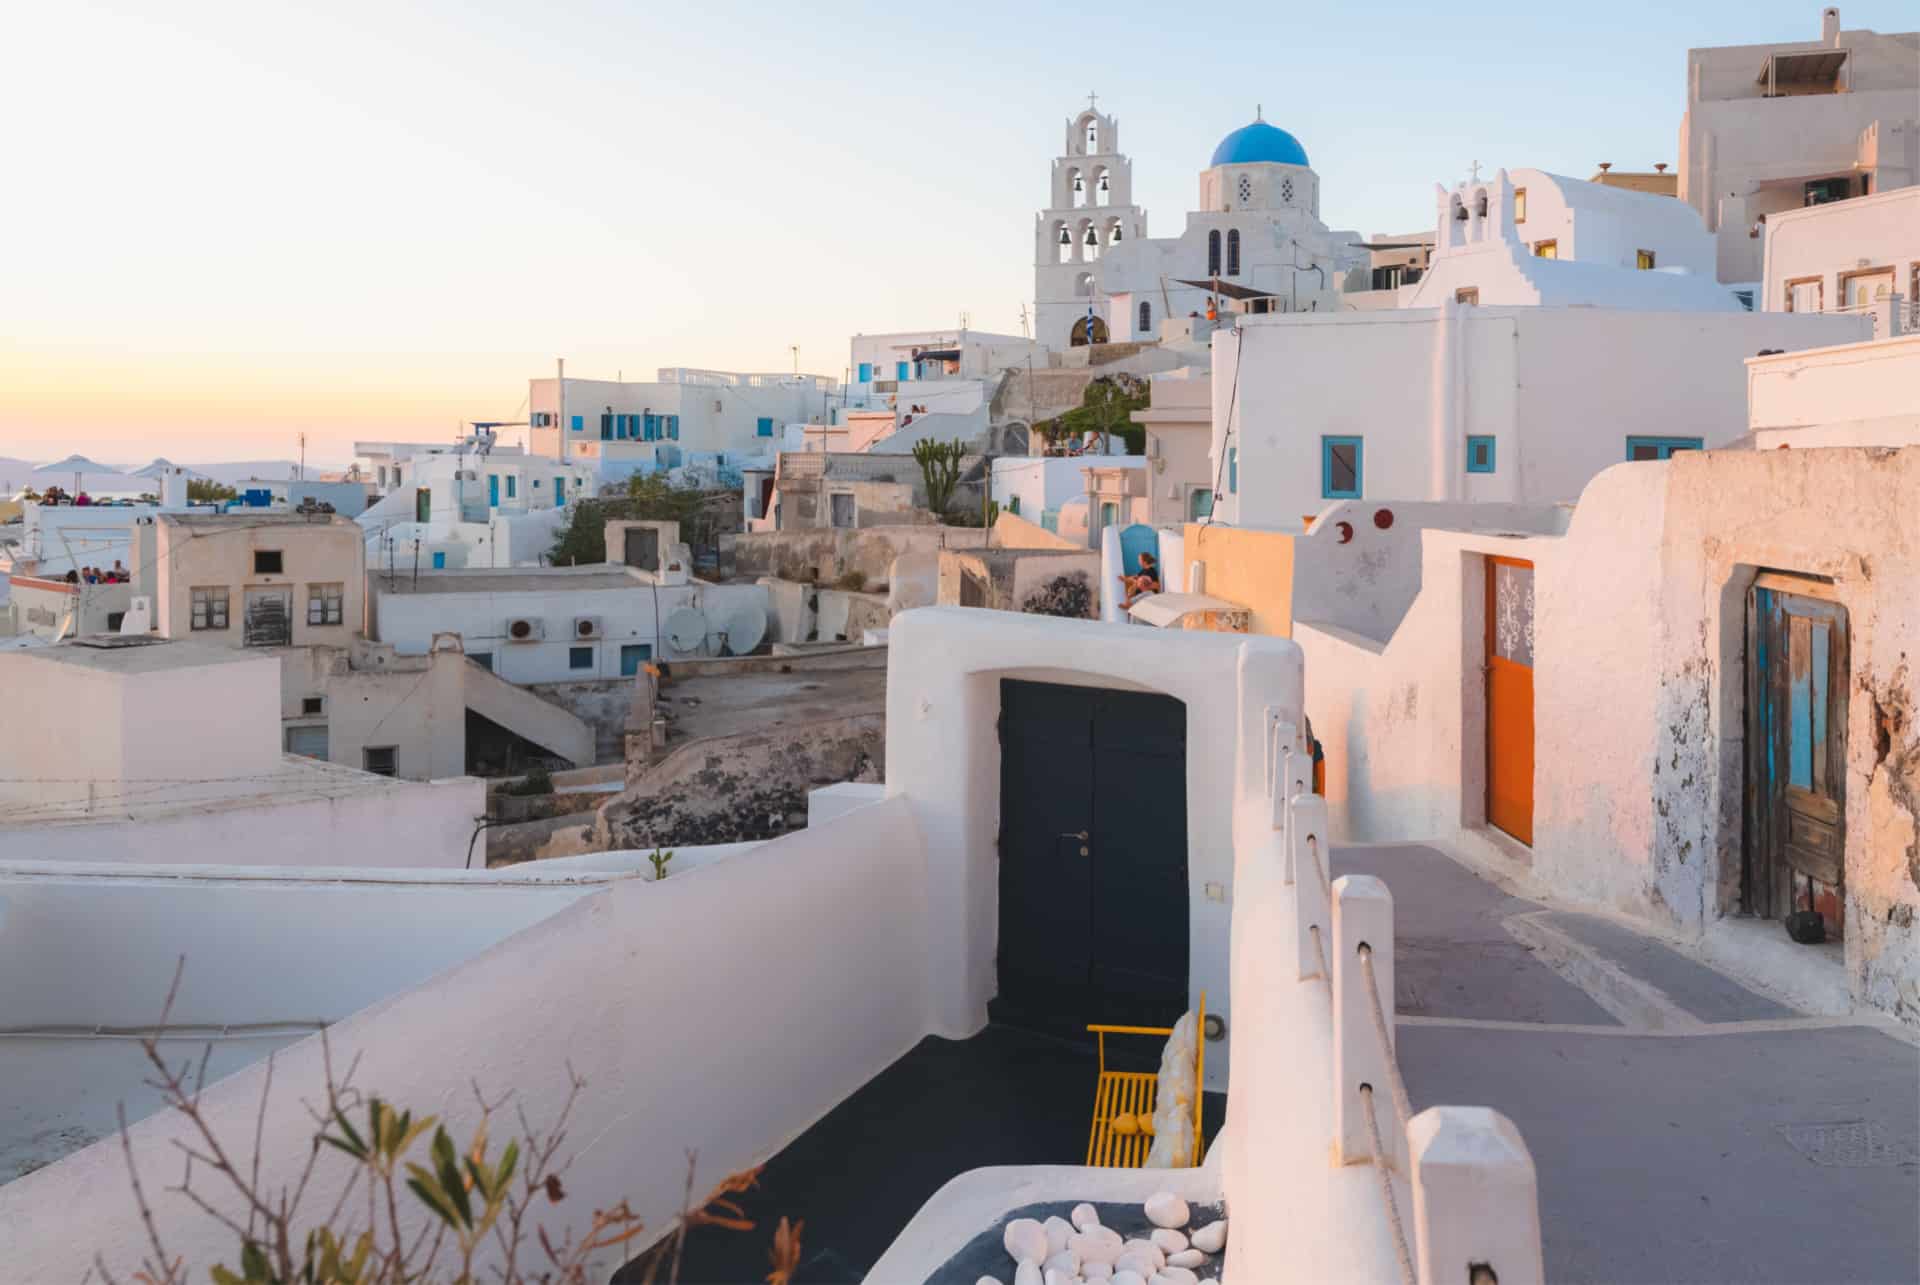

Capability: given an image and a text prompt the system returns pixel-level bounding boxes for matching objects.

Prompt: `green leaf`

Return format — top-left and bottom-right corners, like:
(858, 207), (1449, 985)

(210, 1267), (245, 1285)
(405, 1167), (464, 1230)
(240, 1240), (270, 1281)
(431, 1128), (472, 1226)
(496, 1139), (519, 1191)
(330, 1107), (366, 1158)
(318, 1133), (366, 1161)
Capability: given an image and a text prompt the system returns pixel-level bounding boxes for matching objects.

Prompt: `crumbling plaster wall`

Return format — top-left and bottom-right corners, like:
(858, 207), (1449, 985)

(721, 526), (991, 586)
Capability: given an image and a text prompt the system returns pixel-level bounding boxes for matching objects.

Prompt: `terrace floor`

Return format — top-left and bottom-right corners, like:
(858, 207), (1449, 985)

(621, 1024), (1225, 1285)
(1338, 842), (1920, 1285)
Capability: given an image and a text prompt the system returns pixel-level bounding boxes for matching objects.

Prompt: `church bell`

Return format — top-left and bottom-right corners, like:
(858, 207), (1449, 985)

(1058, 226), (1071, 246)
(1098, 173), (1110, 193)
(1083, 226), (1098, 247)
(1110, 225), (1123, 243)
(1073, 174), (1084, 193)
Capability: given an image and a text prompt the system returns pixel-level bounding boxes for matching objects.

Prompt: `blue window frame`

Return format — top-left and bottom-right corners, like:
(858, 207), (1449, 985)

(857, 362), (872, 382)
(569, 645), (594, 671)
(570, 414), (583, 432)
(756, 417), (774, 437)
(1322, 436), (1363, 499)
(554, 477), (566, 505)
(668, 415), (679, 440)
(1228, 446), (1238, 493)
(431, 551), (446, 569)
(506, 475), (517, 499)
(620, 643), (652, 676)
(487, 474), (499, 506)
(600, 413), (612, 441)
(896, 361), (910, 381)
(1626, 436), (1703, 461)
(1467, 436), (1496, 473)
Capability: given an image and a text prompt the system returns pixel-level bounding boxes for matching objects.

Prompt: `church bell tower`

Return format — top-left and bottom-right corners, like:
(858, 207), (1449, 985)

(1033, 95), (1149, 349)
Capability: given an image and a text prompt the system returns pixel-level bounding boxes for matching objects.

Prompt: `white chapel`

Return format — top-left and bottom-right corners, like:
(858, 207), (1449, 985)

(1033, 99), (1364, 350)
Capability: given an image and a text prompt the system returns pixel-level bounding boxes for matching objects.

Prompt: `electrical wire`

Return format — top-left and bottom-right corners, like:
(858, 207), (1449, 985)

(1199, 322), (1246, 528)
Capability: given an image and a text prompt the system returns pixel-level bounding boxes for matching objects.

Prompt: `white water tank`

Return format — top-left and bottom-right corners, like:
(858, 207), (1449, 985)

(159, 467), (188, 511)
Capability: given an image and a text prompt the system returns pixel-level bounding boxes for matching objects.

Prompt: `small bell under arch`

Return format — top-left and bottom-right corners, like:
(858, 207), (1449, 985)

(1098, 172), (1110, 193)
(1083, 226), (1098, 247)
(1058, 226), (1071, 246)
(1073, 173), (1085, 193)
(1110, 225), (1124, 244)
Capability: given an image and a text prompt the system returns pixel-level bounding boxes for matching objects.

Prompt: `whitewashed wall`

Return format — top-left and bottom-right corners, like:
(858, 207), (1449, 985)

(0, 799), (936, 1281)
(1210, 305), (1869, 529)
(885, 606), (1305, 1084)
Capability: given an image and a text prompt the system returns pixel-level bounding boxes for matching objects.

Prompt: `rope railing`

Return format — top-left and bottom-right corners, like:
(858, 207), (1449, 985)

(1359, 1083), (1418, 1285)
(1358, 944), (1414, 1131)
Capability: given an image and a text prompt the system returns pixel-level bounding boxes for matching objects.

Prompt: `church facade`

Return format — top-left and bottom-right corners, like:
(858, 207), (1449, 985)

(1033, 101), (1363, 350)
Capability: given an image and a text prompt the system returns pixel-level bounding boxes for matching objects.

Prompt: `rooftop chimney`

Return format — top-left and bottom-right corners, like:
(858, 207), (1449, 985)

(1822, 7), (1840, 46)
(1654, 162), (1668, 173)
(1597, 162), (1613, 173)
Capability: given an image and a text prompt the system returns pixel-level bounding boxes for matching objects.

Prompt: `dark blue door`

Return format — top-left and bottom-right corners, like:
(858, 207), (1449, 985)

(995, 679), (1188, 1033)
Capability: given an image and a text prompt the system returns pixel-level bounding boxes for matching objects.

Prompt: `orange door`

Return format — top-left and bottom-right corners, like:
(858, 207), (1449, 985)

(1486, 557), (1535, 845)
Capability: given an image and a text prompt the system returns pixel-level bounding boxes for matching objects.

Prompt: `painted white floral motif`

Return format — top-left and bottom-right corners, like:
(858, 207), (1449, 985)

(1494, 563), (1534, 665)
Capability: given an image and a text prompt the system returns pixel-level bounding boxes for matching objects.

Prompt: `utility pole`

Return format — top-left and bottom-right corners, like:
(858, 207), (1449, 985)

(297, 431), (306, 481)
(557, 357), (568, 463)
(789, 345), (799, 376)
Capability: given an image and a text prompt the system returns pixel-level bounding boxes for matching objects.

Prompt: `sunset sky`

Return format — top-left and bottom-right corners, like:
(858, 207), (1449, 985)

(4, 0), (1900, 466)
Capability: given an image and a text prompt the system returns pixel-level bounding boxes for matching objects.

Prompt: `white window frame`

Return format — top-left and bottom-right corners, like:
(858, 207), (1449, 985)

(191, 586), (230, 631)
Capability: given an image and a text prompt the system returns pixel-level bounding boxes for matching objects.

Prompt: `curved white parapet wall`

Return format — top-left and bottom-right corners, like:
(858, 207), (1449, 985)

(0, 801), (937, 1281)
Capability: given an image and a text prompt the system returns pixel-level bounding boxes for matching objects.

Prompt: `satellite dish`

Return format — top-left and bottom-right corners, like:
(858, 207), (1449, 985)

(664, 608), (707, 656)
(708, 605), (766, 657)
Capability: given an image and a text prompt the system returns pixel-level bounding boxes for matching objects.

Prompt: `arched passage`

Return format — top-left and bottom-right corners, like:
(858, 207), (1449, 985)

(1069, 314), (1109, 346)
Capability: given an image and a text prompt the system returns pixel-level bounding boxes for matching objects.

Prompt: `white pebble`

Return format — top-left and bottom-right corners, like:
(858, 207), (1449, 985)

(1083, 1263), (1114, 1281)
(1071, 1202), (1102, 1231)
(1043, 1270), (1072, 1285)
(1005, 1220), (1049, 1265)
(1044, 1250), (1080, 1276)
(1115, 1251), (1158, 1278)
(1167, 1249), (1206, 1269)
(1071, 1230), (1122, 1264)
(1190, 1220), (1226, 1254)
(1014, 1260), (1043, 1285)
(1044, 1216), (1075, 1255)
(1122, 1239), (1166, 1270)
(1155, 1267), (1199, 1285)
(1150, 1228), (1187, 1255)
(976, 1277), (1005, 1285)
(1144, 1191), (1190, 1230)
(1112, 1272), (1147, 1285)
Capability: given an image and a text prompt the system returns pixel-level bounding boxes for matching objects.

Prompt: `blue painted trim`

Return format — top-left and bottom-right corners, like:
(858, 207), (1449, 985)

(896, 361), (909, 381)
(1626, 435), (1704, 461)
(756, 417), (774, 437)
(1467, 435), (1497, 473)
(1321, 435), (1363, 499)
(1228, 446), (1238, 493)
(857, 362), (872, 382)
(506, 475), (516, 499)
(570, 415), (583, 432)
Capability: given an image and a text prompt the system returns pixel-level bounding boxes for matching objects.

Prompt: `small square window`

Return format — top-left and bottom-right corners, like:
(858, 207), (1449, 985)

(1322, 436), (1363, 499)
(569, 645), (594, 670)
(1454, 287), (1479, 306)
(1626, 436), (1703, 461)
(191, 586), (229, 630)
(1636, 249), (1656, 270)
(1513, 187), (1527, 223)
(307, 582), (343, 626)
(1467, 436), (1497, 473)
(302, 696), (324, 716)
(363, 746), (397, 776)
(253, 550), (284, 575)
(1533, 239), (1558, 259)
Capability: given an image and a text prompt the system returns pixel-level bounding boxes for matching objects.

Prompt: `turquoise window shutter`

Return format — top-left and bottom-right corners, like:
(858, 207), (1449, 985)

(570, 415), (583, 432)
(857, 362), (872, 382)
(757, 417), (774, 437)
(488, 475), (499, 506)
(506, 475), (517, 499)
(1229, 447), (1238, 493)
(896, 361), (909, 381)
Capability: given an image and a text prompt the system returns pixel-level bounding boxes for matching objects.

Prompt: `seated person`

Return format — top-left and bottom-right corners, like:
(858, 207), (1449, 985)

(1119, 551), (1161, 608)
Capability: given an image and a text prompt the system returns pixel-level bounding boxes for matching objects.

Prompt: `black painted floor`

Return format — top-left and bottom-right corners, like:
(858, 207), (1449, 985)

(614, 1025), (1225, 1285)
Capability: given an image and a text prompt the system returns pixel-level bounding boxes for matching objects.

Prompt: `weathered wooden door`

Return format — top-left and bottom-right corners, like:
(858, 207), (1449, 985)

(243, 587), (293, 647)
(1746, 581), (1849, 936)
(1486, 557), (1535, 845)
(623, 526), (659, 572)
(996, 679), (1189, 1034)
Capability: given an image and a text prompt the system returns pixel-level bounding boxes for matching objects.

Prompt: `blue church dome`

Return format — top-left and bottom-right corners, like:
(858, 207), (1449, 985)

(1210, 119), (1310, 168)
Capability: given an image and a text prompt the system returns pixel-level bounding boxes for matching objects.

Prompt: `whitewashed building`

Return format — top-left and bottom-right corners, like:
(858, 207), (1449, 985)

(1207, 302), (1867, 529)
(528, 367), (836, 478)
(369, 565), (770, 682)
(1403, 167), (1738, 311)
(0, 638), (480, 867)
(356, 447), (596, 572)
(1034, 102), (1364, 348)
(1762, 184), (1919, 328)
(1680, 6), (1919, 284)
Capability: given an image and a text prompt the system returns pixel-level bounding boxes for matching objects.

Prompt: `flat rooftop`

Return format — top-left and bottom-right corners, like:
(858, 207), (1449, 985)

(160, 512), (351, 529)
(373, 566), (642, 595)
(0, 753), (424, 832)
(13, 638), (266, 676)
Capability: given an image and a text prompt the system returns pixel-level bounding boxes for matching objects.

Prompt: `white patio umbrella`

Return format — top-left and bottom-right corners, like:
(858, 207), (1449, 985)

(34, 454), (120, 500)
(130, 458), (209, 483)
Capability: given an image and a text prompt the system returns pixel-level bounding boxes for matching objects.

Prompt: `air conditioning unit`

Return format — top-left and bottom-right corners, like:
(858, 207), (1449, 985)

(573, 616), (603, 640)
(506, 617), (544, 642)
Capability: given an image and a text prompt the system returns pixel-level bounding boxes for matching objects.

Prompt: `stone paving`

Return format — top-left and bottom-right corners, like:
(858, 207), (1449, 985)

(1338, 843), (1920, 1285)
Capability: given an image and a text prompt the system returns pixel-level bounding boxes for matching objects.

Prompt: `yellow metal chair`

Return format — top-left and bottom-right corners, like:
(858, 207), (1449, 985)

(1084, 992), (1205, 1168)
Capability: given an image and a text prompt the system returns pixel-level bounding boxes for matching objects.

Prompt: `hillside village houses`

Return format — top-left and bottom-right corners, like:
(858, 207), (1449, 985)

(5, 7), (1920, 1284)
